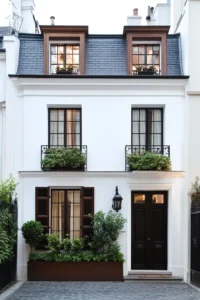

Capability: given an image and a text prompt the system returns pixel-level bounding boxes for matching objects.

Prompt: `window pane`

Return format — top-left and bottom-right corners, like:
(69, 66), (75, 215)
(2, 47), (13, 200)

(153, 55), (159, 64)
(139, 46), (145, 54)
(140, 134), (146, 146)
(132, 122), (139, 133)
(73, 55), (79, 64)
(74, 218), (80, 230)
(58, 134), (64, 146)
(50, 122), (57, 133)
(66, 110), (72, 121)
(140, 122), (146, 133)
(147, 55), (152, 64)
(132, 110), (139, 121)
(147, 46), (153, 54)
(50, 134), (57, 145)
(74, 206), (80, 217)
(51, 55), (57, 64)
(134, 194), (145, 204)
(153, 46), (160, 55)
(50, 110), (58, 121)
(58, 46), (64, 54)
(73, 46), (79, 54)
(151, 122), (161, 133)
(152, 194), (164, 204)
(66, 46), (73, 54)
(153, 110), (162, 121)
(139, 55), (145, 64)
(51, 65), (57, 74)
(140, 110), (146, 121)
(58, 122), (64, 133)
(73, 110), (80, 121)
(66, 55), (73, 64)
(58, 54), (64, 64)
(51, 46), (57, 55)
(133, 56), (139, 64)
(132, 134), (139, 145)
(133, 46), (138, 54)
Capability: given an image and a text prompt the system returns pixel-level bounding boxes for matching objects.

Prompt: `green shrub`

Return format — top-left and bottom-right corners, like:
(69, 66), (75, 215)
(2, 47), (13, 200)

(71, 238), (84, 254)
(90, 210), (126, 255)
(0, 174), (17, 203)
(127, 151), (171, 171)
(21, 221), (44, 252)
(41, 147), (86, 170)
(46, 233), (61, 253)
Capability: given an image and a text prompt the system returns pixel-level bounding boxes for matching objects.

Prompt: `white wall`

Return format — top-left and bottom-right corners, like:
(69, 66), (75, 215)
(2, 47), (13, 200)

(17, 171), (184, 280)
(9, 79), (187, 173)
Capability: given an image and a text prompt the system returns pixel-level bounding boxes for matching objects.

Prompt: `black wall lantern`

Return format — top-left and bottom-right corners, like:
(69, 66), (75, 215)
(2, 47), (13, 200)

(112, 186), (123, 212)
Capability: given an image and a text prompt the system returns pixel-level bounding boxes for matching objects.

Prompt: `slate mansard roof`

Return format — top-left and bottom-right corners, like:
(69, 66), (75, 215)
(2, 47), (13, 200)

(17, 33), (182, 76)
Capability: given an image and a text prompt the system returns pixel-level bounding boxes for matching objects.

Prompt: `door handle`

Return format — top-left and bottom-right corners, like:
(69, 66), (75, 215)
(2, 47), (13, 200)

(147, 238), (150, 241)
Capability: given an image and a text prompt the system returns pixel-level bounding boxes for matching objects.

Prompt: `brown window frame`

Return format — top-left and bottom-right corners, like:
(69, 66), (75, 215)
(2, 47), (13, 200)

(123, 26), (170, 75)
(40, 26), (88, 75)
(50, 44), (80, 74)
(48, 108), (82, 148)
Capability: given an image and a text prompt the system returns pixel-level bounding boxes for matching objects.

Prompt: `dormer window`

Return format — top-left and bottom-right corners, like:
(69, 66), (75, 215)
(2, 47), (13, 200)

(50, 44), (80, 74)
(123, 26), (170, 75)
(132, 44), (160, 74)
(40, 25), (88, 75)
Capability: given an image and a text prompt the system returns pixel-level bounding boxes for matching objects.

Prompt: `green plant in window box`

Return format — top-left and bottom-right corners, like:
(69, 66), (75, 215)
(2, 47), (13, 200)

(127, 151), (171, 171)
(41, 147), (86, 171)
(56, 65), (74, 74)
(135, 65), (157, 75)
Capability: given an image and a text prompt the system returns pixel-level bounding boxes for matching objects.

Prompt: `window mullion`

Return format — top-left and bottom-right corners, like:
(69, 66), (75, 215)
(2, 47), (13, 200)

(64, 109), (67, 147)
(146, 109), (148, 150)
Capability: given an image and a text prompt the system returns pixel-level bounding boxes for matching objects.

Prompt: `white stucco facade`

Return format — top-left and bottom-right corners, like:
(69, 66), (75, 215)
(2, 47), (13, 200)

(1, 0), (199, 284)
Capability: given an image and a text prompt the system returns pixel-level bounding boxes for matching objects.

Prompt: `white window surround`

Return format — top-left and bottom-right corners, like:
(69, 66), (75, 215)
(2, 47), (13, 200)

(132, 41), (162, 74)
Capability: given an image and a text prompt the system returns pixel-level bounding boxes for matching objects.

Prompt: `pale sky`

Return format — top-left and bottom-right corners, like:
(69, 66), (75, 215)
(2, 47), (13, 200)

(0, 0), (166, 34)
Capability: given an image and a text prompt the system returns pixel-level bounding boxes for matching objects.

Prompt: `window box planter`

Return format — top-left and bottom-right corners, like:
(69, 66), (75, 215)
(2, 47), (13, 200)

(138, 71), (154, 76)
(28, 261), (123, 281)
(42, 165), (85, 171)
(56, 70), (73, 75)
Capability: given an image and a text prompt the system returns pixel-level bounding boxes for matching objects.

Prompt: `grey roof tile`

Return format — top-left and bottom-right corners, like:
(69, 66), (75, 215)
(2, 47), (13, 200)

(17, 33), (183, 76)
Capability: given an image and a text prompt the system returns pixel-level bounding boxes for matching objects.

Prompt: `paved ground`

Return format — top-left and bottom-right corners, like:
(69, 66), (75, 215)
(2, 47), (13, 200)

(4, 282), (200, 300)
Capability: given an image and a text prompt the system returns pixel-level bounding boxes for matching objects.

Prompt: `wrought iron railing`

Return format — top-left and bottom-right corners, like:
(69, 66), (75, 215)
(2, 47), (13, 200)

(41, 145), (87, 171)
(125, 145), (170, 171)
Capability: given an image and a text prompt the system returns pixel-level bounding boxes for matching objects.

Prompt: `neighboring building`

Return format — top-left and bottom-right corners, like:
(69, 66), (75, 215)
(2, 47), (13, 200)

(0, 0), (195, 283)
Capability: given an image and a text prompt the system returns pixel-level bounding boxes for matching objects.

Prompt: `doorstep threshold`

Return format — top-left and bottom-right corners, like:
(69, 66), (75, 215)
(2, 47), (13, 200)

(129, 270), (172, 275)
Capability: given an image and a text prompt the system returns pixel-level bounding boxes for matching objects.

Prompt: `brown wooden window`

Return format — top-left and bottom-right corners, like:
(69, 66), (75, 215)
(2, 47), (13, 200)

(132, 44), (160, 74)
(50, 44), (80, 74)
(36, 187), (94, 242)
(49, 108), (81, 147)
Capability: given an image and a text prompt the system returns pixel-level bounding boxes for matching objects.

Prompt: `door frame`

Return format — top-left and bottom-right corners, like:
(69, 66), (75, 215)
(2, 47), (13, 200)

(131, 190), (168, 270)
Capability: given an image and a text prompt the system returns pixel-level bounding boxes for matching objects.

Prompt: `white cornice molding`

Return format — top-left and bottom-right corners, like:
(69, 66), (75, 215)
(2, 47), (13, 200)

(18, 170), (185, 179)
(187, 91), (200, 95)
(131, 171), (185, 179)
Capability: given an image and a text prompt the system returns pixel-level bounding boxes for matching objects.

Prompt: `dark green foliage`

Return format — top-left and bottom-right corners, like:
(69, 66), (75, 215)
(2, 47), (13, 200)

(41, 148), (86, 170)
(0, 175), (18, 264)
(127, 152), (171, 171)
(28, 210), (126, 263)
(21, 221), (44, 252)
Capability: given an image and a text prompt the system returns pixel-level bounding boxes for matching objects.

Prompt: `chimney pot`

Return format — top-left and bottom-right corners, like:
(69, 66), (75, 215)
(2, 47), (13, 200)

(133, 8), (138, 16)
(50, 16), (55, 26)
(150, 7), (154, 14)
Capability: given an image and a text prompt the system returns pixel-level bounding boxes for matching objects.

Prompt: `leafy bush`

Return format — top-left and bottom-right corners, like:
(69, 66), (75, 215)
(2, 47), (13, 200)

(0, 175), (18, 264)
(26, 211), (126, 263)
(90, 210), (126, 255)
(0, 174), (17, 203)
(21, 221), (44, 252)
(127, 151), (171, 171)
(41, 147), (86, 170)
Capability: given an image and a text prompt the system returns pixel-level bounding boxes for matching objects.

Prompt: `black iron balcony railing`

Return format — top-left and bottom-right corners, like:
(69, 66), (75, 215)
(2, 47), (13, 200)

(125, 145), (170, 171)
(41, 145), (87, 171)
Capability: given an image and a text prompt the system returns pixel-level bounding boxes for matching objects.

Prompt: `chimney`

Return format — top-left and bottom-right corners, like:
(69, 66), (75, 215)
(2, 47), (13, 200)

(50, 16), (55, 26)
(127, 8), (142, 26)
(21, 0), (36, 33)
(146, 6), (151, 21)
(150, 7), (154, 16)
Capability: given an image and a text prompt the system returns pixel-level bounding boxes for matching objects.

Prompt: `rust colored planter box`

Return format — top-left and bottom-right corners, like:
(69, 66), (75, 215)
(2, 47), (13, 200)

(28, 261), (123, 281)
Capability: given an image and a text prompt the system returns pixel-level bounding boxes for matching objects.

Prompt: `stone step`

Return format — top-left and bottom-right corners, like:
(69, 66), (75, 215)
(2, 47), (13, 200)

(124, 274), (183, 282)
(128, 270), (172, 276)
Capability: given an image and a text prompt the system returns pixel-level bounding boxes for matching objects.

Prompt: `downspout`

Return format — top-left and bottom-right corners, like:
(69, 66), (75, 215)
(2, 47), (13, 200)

(0, 101), (6, 180)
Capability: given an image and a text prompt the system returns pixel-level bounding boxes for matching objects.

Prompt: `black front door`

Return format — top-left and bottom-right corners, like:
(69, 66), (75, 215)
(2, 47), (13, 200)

(131, 191), (168, 270)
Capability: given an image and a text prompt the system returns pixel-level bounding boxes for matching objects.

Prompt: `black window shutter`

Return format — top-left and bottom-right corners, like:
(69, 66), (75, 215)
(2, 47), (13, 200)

(81, 187), (94, 239)
(35, 187), (49, 249)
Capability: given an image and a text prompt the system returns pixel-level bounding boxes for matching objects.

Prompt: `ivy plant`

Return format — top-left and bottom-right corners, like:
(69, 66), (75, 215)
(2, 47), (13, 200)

(41, 147), (86, 170)
(127, 151), (171, 171)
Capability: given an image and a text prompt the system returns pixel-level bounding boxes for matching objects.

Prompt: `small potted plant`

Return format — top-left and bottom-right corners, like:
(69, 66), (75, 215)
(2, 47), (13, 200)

(56, 65), (74, 74)
(136, 65), (157, 76)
